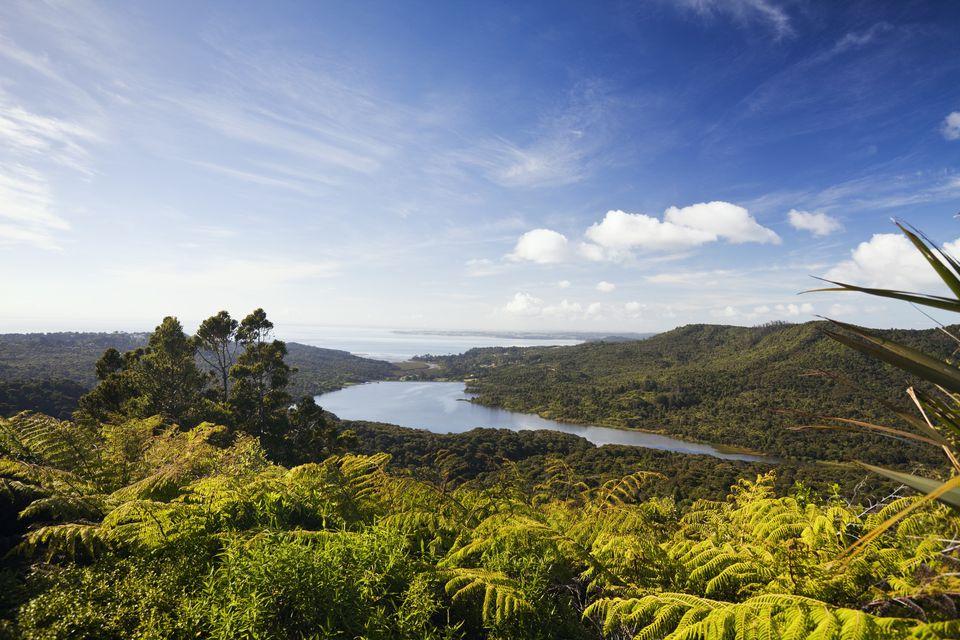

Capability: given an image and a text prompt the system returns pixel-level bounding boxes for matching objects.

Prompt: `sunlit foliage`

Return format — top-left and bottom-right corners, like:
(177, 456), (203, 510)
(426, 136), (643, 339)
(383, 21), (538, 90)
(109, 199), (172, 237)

(1, 411), (958, 639)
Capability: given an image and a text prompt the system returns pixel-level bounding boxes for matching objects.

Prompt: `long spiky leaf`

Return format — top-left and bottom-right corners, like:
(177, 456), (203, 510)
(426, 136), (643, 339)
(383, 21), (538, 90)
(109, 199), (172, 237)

(821, 321), (960, 394)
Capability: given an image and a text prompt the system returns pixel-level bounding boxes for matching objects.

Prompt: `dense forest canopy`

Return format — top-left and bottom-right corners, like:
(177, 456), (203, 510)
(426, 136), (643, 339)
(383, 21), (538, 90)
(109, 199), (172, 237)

(1, 410), (958, 639)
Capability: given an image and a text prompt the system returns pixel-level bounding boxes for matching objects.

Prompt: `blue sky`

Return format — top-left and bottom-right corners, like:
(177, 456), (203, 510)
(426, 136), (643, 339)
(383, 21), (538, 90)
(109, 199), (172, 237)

(1, 0), (959, 334)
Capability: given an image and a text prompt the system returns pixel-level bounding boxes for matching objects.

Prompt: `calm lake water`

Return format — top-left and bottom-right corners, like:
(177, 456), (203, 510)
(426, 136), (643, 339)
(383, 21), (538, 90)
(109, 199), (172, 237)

(316, 381), (772, 462)
(284, 326), (582, 362)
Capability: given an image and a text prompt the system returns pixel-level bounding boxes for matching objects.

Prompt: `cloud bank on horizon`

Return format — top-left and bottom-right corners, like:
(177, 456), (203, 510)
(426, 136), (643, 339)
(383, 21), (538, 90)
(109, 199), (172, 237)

(0, 0), (959, 334)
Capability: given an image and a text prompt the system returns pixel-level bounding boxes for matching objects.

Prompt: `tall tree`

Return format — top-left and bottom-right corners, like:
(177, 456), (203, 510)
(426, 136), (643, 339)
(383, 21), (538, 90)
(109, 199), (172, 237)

(194, 311), (239, 403)
(76, 348), (142, 423)
(281, 396), (354, 465)
(230, 309), (292, 440)
(129, 317), (206, 426)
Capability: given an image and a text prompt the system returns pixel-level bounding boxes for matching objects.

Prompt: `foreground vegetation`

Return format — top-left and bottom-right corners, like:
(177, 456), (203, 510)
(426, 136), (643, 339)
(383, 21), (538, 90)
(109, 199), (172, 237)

(1, 411), (958, 639)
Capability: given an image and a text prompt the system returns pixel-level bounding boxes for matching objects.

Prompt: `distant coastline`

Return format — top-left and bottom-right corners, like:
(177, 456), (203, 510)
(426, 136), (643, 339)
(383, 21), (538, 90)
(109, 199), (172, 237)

(392, 329), (656, 342)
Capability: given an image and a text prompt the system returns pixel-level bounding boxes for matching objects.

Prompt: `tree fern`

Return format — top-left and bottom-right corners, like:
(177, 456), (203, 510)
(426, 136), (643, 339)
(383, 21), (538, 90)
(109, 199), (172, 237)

(442, 567), (531, 625)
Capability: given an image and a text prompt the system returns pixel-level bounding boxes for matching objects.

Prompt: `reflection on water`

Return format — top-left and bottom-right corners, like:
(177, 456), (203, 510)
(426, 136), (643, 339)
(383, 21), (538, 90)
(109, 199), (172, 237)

(316, 381), (773, 463)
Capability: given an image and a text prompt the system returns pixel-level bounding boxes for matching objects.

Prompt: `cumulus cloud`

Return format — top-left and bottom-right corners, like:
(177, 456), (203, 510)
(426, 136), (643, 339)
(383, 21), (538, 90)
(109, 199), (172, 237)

(542, 299), (583, 318)
(942, 112), (960, 141)
(664, 201), (781, 244)
(828, 303), (856, 317)
(507, 228), (569, 264)
(787, 209), (842, 236)
(557, 279), (571, 288)
(596, 280), (616, 293)
(511, 201), (777, 265)
(774, 302), (814, 316)
(503, 292), (544, 316)
(582, 202), (778, 261)
(577, 241), (609, 261)
(825, 233), (960, 291)
(501, 293), (626, 322)
(584, 210), (716, 253)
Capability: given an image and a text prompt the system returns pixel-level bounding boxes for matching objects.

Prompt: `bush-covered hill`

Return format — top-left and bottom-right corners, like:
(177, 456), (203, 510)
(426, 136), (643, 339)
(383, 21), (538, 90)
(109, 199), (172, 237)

(415, 321), (957, 466)
(0, 333), (146, 387)
(341, 420), (899, 504)
(0, 379), (87, 420)
(285, 341), (398, 396)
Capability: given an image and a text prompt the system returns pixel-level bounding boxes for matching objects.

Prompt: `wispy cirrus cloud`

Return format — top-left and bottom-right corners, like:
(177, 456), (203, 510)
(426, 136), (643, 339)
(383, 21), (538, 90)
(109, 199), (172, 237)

(669, 0), (794, 38)
(0, 160), (74, 251)
(450, 82), (617, 188)
(749, 171), (960, 217)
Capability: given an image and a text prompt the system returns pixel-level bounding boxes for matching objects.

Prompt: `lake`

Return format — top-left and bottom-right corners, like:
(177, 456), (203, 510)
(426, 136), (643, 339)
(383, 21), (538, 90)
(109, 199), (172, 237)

(316, 381), (773, 463)
(283, 326), (582, 362)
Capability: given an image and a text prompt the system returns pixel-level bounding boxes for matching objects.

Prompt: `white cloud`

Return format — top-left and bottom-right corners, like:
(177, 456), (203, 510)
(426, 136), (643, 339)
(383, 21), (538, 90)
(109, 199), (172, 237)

(752, 305), (770, 314)
(787, 209), (842, 236)
(503, 292), (543, 316)
(577, 241), (610, 262)
(465, 258), (505, 277)
(715, 305), (739, 318)
(557, 279), (571, 288)
(460, 81), (613, 188)
(582, 202), (778, 261)
(942, 112), (960, 141)
(0, 102), (98, 173)
(113, 259), (340, 290)
(507, 228), (569, 264)
(0, 164), (69, 250)
(664, 201), (781, 244)
(828, 303), (856, 317)
(774, 302), (814, 316)
(542, 299), (582, 318)
(0, 222), (61, 251)
(0, 94), (100, 250)
(596, 280), (616, 293)
(672, 0), (794, 38)
(825, 233), (960, 291)
(645, 269), (732, 285)
(585, 210), (716, 253)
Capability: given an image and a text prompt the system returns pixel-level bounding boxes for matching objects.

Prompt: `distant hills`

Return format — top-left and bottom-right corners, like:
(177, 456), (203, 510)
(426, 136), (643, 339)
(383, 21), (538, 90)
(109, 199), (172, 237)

(397, 329), (656, 341)
(414, 321), (956, 468)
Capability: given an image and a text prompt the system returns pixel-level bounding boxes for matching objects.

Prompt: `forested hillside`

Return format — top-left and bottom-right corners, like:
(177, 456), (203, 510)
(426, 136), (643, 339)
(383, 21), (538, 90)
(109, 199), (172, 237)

(0, 333), (146, 387)
(342, 420), (899, 503)
(0, 332), (397, 417)
(417, 322), (956, 466)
